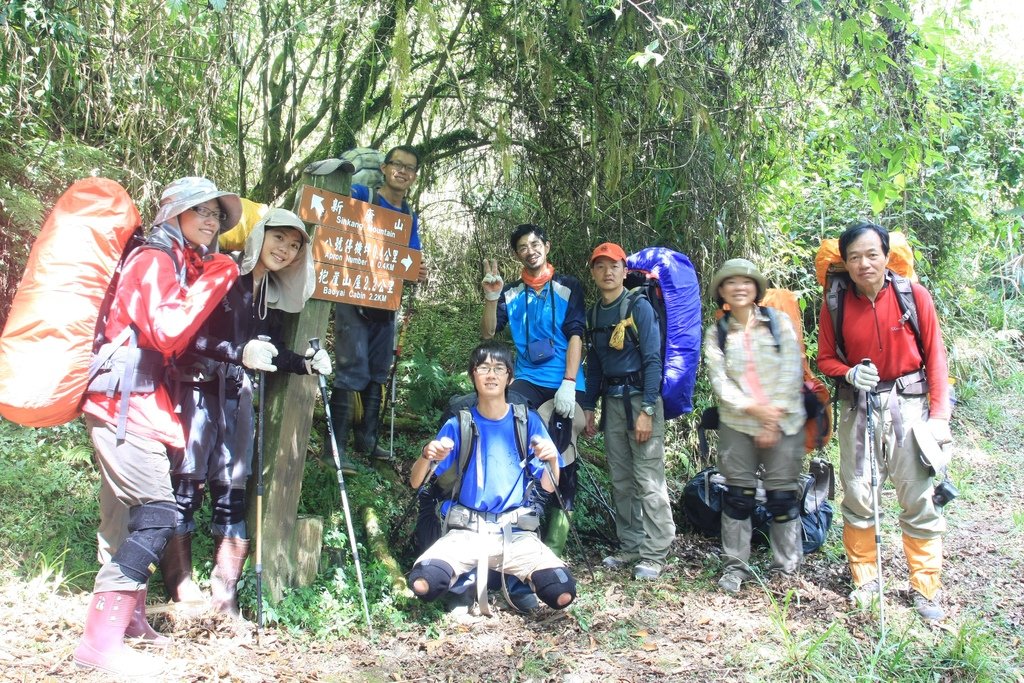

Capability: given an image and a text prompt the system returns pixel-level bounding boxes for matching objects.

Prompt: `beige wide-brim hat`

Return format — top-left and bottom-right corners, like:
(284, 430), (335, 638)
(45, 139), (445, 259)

(709, 258), (767, 303)
(536, 399), (586, 466)
(153, 176), (242, 232)
(240, 208), (315, 313)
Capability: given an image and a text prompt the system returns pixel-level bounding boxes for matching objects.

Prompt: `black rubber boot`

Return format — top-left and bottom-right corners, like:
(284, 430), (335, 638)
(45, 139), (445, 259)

(356, 383), (391, 460)
(324, 390), (357, 475)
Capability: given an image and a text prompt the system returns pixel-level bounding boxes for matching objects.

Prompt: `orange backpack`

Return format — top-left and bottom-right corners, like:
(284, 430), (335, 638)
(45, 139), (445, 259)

(0, 179), (142, 427)
(814, 231), (916, 287)
(760, 289), (833, 453)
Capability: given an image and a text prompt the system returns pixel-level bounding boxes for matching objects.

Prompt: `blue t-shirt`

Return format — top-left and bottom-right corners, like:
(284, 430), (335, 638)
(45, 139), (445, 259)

(433, 406), (559, 515)
(495, 273), (587, 391)
(350, 183), (421, 250)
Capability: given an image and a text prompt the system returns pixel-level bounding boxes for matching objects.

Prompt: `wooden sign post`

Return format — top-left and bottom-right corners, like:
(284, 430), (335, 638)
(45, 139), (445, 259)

(253, 175), (422, 602)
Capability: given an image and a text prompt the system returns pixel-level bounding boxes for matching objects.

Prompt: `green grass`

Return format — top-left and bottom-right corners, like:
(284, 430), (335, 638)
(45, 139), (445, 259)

(0, 419), (99, 590)
(1012, 510), (1024, 534)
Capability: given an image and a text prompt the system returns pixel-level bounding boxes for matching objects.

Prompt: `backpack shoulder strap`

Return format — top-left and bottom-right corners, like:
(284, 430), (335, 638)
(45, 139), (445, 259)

(825, 274), (850, 365)
(621, 289), (645, 350)
(888, 272), (924, 357)
(137, 233), (185, 288)
(448, 407), (478, 503)
(716, 312), (730, 353)
(586, 301), (599, 336)
(370, 186), (411, 214)
(762, 307), (782, 353)
(620, 288), (639, 320)
(511, 402), (530, 464)
(717, 309), (781, 353)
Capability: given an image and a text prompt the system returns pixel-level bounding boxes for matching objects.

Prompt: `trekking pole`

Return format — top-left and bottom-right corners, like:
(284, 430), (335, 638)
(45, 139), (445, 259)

(577, 458), (617, 521)
(254, 335), (270, 642)
(386, 436), (451, 549)
(377, 284), (417, 459)
(533, 438), (595, 581)
(861, 359), (885, 635)
(310, 337), (373, 637)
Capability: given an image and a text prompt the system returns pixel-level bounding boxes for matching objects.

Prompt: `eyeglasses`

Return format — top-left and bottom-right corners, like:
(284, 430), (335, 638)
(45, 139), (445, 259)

(474, 364), (508, 376)
(515, 240), (545, 256)
(386, 161), (418, 174)
(191, 205), (227, 221)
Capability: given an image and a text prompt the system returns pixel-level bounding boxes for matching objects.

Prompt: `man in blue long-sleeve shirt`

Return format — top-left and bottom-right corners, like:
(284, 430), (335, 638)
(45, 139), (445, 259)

(582, 242), (675, 580)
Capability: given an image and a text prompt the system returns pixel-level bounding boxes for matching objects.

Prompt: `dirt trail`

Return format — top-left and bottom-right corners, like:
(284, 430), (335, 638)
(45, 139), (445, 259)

(1, 383), (1021, 682)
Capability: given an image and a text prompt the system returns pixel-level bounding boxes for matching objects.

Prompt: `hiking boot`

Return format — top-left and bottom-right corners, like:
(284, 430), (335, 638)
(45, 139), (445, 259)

(123, 587), (170, 646)
(913, 590), (945, 622)
(324, 452), (358, 476)
(602, 552), (641, 569)
(74, 591), (166, 677)
(633, 561), (663, 581)
(366, 442), (393, 461)
(210, 536), (250, 616)
(324, 390), (355, 473)
(159, 533), (206, 605)
(355, 384), (390, 460)
(443, 588), (474, 616)
(504, 575), (539, 612)
(848, 579), (881, 609)
(718, 571), (744, 594)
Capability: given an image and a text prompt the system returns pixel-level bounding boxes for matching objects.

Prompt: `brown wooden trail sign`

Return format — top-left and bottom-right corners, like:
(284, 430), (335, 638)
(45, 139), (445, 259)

(299, 184), (421, 310)
(311, 226), (422, 310)
(249, 175), (423, 603)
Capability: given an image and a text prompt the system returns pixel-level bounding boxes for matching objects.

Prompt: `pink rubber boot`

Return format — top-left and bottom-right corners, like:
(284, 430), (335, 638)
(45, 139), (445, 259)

(73, 590), (165, 676)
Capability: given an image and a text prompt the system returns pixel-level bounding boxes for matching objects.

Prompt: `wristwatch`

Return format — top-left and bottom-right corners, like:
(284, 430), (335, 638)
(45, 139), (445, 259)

(641, 403), (655, 416)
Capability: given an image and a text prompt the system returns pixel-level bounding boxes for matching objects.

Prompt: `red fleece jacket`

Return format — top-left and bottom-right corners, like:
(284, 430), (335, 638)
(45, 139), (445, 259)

(817, 276), (950, 420)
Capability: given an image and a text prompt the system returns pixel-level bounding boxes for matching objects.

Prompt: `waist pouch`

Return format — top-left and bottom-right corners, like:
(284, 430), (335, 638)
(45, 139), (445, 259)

(87, 345), (165, 395)
(446, 504), (541, 533)
(168, 356), (221, 384)
(526, 337), (556, 364)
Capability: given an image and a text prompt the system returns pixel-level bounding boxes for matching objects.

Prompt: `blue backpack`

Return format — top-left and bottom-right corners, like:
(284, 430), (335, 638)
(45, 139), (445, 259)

(587, 247), (701, 419)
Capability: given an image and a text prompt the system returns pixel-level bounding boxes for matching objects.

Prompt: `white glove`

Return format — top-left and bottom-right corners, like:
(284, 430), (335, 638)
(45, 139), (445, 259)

(481, 259), (504, 301)
(242, 339), (278, 372)
(553, 378), (577, 418)
(304, 348), (332, 376)
(845, 363), (879, 392)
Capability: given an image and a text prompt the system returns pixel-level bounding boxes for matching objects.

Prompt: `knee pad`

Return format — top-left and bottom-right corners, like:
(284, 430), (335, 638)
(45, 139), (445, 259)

(172, 477), (205, 531)
(112, 501), (177, 583)
(408, 559), (455, 602)
(210, 482), (246, 528)
(723, 485), (757, 520)
(531, 566), (576, 609)
(765, 490), (800, 522)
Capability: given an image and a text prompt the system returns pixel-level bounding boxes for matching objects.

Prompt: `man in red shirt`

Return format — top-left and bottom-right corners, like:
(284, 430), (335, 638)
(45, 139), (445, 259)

(817, 221), (952, 622)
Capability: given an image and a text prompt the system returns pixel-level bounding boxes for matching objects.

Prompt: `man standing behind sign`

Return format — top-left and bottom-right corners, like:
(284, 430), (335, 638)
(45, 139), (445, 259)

(327, 145), (424, 473)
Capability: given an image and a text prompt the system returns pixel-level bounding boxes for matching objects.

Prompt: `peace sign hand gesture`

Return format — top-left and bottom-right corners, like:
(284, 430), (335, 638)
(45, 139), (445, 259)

(481, 259), (504, 301)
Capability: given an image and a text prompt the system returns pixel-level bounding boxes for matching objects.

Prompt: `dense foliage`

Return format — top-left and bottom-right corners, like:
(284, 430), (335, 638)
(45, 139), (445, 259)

(1, 0), (1022, 665)
(2, 1), (1022, 327)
